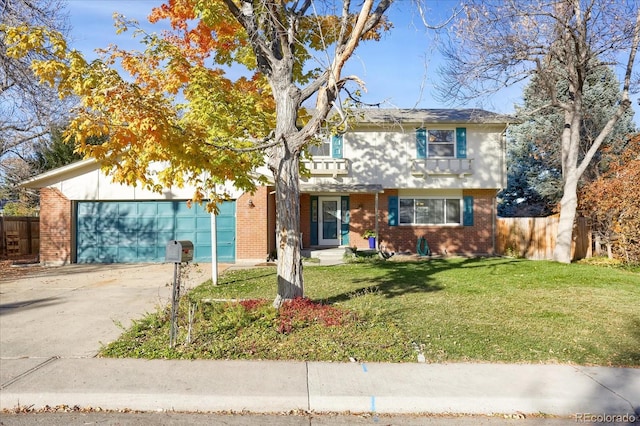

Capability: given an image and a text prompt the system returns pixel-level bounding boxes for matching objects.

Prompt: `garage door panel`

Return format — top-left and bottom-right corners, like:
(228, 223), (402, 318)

(157, 231), (175, 246)
(196, 217), (210, 228)
(174, 203), (194, 216)
(97, 247), (117, 263)
(118, 232), (137, 245)
(100, 232), (119, 245)
(96, 216), (119, 231)
(137, 216), (157, 229)
(77, 201), (235, 263)
(176, 217), (196, 231)
(117, 217), (137, 232)
(217, 242), (234, 261)
(78, 248), (97, 262)
(118, 247), (138, 262)
(217, 216), (234, 228)
(137, 246), (158, 260)
(175, 231), (196, 243)
(195, 230), (210, 243)
(98, 203), (119, 216)
(157, 217), (174, 230)
(137, 202), (158, 216)
(138, 232), (156, 246)
(157, 203), (177, 216)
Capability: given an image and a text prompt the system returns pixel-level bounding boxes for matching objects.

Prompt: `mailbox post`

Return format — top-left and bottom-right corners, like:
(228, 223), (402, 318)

(165, 240), (193, 347)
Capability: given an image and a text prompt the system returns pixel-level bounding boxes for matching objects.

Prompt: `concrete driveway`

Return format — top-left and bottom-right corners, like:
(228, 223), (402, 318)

(0, 263), (213, 359)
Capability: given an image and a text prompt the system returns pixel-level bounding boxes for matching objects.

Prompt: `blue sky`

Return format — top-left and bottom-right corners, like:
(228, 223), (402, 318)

(64, 0), (637, 124)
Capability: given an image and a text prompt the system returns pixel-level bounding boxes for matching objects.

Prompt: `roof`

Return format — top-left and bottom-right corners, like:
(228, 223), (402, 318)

(352, 108), (516, 125)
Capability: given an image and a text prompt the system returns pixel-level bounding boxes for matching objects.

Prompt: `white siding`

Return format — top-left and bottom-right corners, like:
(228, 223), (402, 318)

(30, 160), (245, 201)
(304, 124), (506, 190)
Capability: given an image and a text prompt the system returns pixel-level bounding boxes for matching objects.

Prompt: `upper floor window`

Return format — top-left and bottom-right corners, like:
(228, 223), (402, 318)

(309, 135), (343, 158)
(428, 130), (455, 157)
(416, 128), (467, 159)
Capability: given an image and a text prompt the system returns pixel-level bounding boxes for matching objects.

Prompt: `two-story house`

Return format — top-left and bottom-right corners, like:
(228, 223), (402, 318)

(23, 108), (510, 265)
(298, 108), (510, 256)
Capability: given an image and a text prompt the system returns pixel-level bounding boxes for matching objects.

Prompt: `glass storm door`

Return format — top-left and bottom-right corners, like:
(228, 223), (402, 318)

(319, 197), (341, 245)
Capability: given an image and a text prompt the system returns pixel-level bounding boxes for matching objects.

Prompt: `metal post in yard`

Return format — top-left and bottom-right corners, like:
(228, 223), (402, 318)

(169, 262), (180, 348)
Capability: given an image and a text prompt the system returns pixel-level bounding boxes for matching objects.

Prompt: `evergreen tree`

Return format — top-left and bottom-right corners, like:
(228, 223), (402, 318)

(29, 126), (85, 173)
(499, 63), (635, 217)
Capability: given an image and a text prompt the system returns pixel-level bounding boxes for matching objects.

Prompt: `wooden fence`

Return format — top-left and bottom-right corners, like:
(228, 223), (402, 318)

(496, 215), (591, 261)
(0, 216), (40, 258)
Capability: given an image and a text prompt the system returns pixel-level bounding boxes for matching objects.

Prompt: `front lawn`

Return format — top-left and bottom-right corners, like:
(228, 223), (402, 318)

(100, 257), (640, 366)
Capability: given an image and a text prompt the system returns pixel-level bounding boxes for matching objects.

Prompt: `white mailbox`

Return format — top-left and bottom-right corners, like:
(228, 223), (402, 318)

(165, 240), (194, 263)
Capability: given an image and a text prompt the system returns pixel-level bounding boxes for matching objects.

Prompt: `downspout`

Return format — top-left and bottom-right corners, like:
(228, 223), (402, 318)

(492, 193), (497, 255)
(374, 191), (379, 249)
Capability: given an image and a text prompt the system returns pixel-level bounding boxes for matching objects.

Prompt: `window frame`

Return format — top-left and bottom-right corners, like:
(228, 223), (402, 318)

(309, 136), (332, 157)
(398, 196), (463, 226)
(309, 134), (343, 158)
(427, 129), (456, 158)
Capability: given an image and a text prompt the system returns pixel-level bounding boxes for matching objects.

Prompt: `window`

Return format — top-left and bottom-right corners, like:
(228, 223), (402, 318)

(399, 197), (461, 225)
(309, 138), (331, 157)
(309, 135), (343, 158)
(428, 130), (455, 157)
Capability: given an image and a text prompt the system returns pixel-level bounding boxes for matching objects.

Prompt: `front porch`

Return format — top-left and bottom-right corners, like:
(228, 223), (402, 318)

(299, 184), (384, 251)
(301, 246), (347, 265)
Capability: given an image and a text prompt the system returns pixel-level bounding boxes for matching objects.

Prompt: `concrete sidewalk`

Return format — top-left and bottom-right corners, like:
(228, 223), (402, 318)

(1, 357), (639, 418)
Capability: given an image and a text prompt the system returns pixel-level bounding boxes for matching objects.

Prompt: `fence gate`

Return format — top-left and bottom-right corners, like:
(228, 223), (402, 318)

(0, 216), (39, 258)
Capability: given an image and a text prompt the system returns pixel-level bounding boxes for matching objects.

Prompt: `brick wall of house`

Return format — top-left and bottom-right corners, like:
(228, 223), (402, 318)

(293, 188), (496, 255)
(236, 187), (271, 261)
(378, 189), (496, 255)
(348, 193), (380, 249)
(300, 193), (311, 248)
(39, 187), (72, 265)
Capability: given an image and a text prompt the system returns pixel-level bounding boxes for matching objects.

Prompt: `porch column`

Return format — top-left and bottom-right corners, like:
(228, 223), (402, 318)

(374, 192), (379, 250)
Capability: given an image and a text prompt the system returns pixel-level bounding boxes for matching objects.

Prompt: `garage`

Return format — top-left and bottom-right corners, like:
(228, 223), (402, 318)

(76, 201), (236, 263)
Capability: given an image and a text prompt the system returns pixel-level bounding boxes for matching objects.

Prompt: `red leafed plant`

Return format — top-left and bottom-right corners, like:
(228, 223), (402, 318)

(276, 297), (352, 334)
(238, 299), (269, 311)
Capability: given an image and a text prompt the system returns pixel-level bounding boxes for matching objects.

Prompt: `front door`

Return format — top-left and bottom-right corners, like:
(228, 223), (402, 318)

(318, 197), (341, 245)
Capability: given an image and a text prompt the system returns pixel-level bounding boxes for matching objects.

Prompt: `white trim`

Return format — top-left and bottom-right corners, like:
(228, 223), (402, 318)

(318, 196), (341, 245)
(398, 196), (463, 226)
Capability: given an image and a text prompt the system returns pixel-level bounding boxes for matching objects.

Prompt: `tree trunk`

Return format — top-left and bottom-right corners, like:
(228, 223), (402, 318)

(553, 100), (583, 264)
(553, 172), (579, 263)
(267, 68), (306, 308)
(272, 150), (304, 307)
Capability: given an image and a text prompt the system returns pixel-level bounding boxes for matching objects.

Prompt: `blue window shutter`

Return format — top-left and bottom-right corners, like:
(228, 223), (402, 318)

(331, 135), (343, 159)
(416, 128), (427, 159)
(310, 196), (318, 245)
(456, 127), (467, 159)
(388, 196), (399, 226)
(341, 196), (350, 246)
(463, 196), (474, 226)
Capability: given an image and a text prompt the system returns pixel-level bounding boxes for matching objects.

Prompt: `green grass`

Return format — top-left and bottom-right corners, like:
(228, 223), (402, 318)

(100, 257), (640, 366)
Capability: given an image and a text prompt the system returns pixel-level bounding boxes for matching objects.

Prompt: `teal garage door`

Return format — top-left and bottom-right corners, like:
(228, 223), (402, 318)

(76, 201), (236, 263)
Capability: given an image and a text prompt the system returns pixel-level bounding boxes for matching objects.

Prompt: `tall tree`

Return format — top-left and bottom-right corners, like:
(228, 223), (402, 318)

(440, 0), (640, 263)
(0, 0), (71, 214)
(4, 0), (396, 305)
(500, 62), (636, 217)
(0, 0), (70, 167)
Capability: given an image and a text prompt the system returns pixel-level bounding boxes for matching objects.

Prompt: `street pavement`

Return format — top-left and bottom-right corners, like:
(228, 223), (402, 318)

(0, 262), (639, 425)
